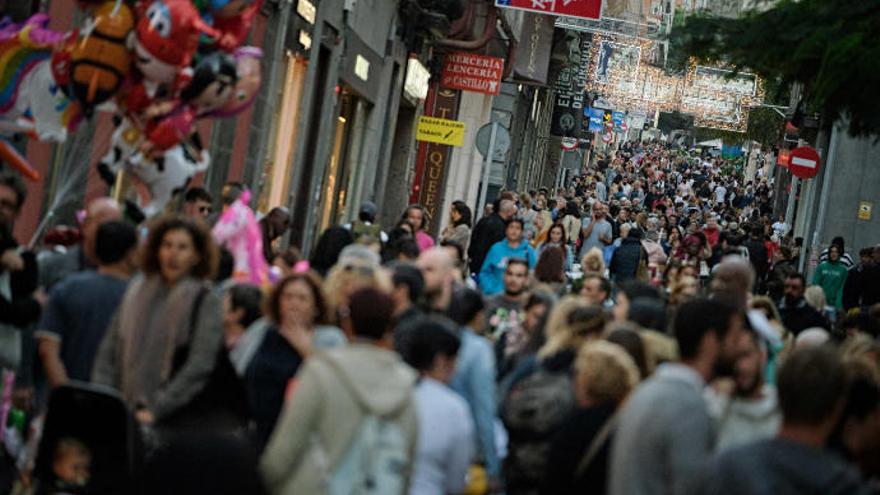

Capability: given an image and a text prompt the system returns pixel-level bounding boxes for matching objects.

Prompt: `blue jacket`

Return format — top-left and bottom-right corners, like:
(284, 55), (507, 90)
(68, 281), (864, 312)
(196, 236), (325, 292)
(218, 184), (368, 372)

(478, 240), (537, 296)
(451, 329), (500, 477)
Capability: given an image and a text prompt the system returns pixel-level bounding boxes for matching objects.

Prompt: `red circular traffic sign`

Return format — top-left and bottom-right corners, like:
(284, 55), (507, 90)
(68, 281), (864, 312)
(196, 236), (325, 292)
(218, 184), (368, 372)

(788, 146), (821, 179)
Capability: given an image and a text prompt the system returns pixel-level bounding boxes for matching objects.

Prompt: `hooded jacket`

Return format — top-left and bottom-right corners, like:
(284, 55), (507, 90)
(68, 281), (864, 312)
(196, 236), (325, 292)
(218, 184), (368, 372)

(260, 343), (419, 495)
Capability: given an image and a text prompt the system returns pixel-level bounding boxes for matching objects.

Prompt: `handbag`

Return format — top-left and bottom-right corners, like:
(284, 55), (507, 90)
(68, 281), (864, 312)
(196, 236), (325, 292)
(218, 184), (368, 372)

(574, 412), (620, 477)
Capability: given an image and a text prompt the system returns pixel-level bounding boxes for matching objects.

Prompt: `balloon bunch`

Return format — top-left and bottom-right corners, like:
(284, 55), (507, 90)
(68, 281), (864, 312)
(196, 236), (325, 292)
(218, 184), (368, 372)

(0, 0), (263, 216)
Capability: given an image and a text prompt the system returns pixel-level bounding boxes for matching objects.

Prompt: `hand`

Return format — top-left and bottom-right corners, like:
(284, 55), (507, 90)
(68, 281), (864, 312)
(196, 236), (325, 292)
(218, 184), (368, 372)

(32, 288), (48, 307)
(1, 249), (23, 271)
(136, 409), (155, 425)
(279, 320), (314, 357)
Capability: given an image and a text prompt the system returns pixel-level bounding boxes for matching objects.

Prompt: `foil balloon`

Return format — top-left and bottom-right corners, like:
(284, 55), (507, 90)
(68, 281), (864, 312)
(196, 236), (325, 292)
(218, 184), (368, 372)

(98, 116), (210, 217)
(0, 14), (80, 180)
(212, 189), (269, 286)
(197, 0), (263, 52)
(69, 1), (134, 110)
(208, 46), (261, 118)
(143, 50), (237, 152)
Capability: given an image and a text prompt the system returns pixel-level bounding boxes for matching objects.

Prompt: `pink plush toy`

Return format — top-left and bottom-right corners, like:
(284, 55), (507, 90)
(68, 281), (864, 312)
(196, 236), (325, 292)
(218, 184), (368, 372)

(211, 190), (268, 285)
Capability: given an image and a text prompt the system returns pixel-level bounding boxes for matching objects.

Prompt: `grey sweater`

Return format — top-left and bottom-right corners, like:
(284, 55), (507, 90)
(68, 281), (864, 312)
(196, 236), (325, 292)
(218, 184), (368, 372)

(609, 363), (712, 495)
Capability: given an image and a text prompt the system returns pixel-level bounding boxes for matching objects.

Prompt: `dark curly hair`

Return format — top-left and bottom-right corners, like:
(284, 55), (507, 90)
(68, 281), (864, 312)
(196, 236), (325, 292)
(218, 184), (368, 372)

(265, 272), (329, 326)
(141, 215), (219, 281)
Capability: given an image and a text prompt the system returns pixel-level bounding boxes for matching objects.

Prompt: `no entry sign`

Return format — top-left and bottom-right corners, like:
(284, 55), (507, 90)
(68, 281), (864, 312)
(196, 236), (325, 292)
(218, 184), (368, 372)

(789, 146), (821, 179)
(441, 52), (505, 95)
(495, 0), (602, 20)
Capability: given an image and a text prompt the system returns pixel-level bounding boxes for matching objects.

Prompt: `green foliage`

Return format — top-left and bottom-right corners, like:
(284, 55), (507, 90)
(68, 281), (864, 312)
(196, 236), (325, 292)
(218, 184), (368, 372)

(669, 0), (880, 137)
(746, 107), (785, 147)
(694, 127), (745, 146)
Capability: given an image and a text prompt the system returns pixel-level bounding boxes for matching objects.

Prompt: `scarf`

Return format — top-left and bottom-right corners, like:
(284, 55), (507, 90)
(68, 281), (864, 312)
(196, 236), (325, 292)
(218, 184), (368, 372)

(116, 275), (205, 409)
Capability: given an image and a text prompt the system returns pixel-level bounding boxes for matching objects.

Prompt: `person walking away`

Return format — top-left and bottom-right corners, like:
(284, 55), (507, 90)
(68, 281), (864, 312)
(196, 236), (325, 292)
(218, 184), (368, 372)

(39, 197), (122, 291)
(541, 341), (641, 495)
(502, 302), (607, 495)
(479, 219), (536, 296)
(346, 201), (388, 244)
(92, 215), (242, 431)
(447, 288), (502, 489)
(260, 288), (419, 495)
(260, 207), (291, 264)
(37, 221), (138, 387)
(705, 330), (781, 452)
(404, 205), (435, 252)
(404, 317), (475, 495)
(439, 201), (472, 254)
(743, 226), (769, 292)
(610, 227), (648, 283)
(699, 346), (871, 495)
(812, 244), (848, 310)
(468, 199), (516, 276)
(608, 298), (747, 495)
(245, 272), (346, 448)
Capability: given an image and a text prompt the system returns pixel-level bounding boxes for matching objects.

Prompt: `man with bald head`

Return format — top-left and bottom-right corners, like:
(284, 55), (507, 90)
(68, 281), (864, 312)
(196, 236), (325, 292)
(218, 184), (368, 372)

(468, 198), (516, 276)
(40, 197), (122, 291)
(416, 247), (456, 313)
(580, 200), (612, 260)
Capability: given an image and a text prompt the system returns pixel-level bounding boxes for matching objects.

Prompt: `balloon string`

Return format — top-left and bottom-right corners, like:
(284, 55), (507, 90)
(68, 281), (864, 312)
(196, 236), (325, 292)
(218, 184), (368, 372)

(111, 0), (123, 16)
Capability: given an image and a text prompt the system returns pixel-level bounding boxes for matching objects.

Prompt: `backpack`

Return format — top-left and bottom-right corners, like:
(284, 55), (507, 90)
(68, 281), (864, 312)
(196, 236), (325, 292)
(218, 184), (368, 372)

(322, 414), (409, 495)
(501, 364), (576, 489)
(351, 220), (382, 242)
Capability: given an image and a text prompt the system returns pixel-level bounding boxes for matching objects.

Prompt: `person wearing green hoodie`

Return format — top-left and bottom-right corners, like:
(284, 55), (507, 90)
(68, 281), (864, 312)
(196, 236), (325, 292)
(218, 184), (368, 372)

(260, 288), (418, 495)
(812, 244), (849, 309)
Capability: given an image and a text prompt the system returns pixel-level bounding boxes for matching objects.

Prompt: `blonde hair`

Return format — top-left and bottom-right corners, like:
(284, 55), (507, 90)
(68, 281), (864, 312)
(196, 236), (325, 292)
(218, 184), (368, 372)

(750, 295), (783, 323)
(323, 260), (391, 323)
(539, 297), (606, 358)
(804, 285), (827, 311)
(581, 247), (606, 275)
(575, 340), (640, 405)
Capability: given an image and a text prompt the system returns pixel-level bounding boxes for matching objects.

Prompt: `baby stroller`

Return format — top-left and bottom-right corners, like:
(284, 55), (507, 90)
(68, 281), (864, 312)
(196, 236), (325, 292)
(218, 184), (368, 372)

(31, 382), (141, 495)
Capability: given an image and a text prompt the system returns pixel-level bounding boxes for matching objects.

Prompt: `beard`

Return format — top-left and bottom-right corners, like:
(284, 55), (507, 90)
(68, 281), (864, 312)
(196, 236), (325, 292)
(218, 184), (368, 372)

(735, 371), (762, 398)
(712, 354), (738, 379)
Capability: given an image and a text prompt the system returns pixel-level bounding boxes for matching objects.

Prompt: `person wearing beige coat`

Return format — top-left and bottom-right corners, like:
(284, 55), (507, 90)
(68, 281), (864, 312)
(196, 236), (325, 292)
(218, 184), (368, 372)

(260, 288), (419, 495)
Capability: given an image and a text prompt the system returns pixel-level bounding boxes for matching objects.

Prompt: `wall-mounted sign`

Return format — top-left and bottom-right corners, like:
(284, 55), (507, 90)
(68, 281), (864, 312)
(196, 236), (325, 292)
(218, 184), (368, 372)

(404, 58), (431, 101)
(416, 116), (466, 147)
(299, 30), (312, 50)
(512, 13), (554, 85)
(859, 201), (873, 221)
(495, 0), (602, 20)
(550, 29), (590, 138)
(355, 55), (370, 82)
(297, 0), (316, 24)
(441, 52), (504, 95)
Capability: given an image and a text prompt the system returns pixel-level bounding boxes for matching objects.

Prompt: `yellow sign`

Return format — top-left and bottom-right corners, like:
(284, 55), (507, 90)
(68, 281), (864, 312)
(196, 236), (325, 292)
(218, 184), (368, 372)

(416, 116), (466, 146)
(859, 201), (873, 221)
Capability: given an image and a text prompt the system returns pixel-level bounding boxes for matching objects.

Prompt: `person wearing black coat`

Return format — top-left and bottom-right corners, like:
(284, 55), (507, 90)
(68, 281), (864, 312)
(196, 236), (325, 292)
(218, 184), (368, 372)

(610, 228), (647, 283)
(468, 199), (515, 275)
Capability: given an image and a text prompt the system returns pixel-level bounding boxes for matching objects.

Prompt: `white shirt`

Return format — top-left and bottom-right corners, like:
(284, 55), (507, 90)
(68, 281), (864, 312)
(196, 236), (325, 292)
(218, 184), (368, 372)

(409, 378), (475, 495)
(714, 185), (728, 204)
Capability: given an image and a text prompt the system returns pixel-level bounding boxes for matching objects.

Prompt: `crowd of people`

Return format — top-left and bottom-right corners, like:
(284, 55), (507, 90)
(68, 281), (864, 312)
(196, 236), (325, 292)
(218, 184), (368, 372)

(0, 139), (879, 494)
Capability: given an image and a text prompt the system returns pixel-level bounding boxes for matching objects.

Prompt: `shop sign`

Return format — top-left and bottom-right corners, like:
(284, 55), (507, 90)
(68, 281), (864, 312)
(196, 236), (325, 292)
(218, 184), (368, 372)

(550, 29), (590, 138)
(512, 13), (554, 85)
(495, 0), (602, 20)
(416, 116), (466, 147)
(404, 58), (431, 101)
(297, 0), (316, 24)
(441, 52), (504, 95)
(411, 87), (461, 229)
(355, 55), (370, 82)
(859, 201), (873, 221)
